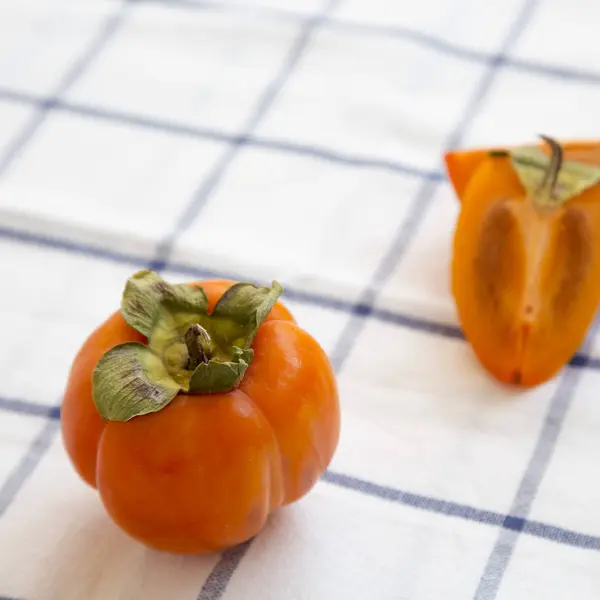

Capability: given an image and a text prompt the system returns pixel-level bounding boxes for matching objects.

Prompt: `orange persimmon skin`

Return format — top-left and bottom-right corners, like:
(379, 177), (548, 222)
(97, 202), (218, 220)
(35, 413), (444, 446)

(446, 143), (600, 386)
(61, 280), (339, 553)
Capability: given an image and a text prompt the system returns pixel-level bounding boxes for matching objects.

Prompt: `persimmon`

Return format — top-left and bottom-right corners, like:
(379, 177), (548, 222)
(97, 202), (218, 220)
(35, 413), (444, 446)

(61, 271), (340, 554)
(446, 136), (600, 386)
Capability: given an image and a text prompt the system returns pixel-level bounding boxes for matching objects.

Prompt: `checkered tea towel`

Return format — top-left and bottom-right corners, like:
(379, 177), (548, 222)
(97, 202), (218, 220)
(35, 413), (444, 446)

(2, 0), (600, 599)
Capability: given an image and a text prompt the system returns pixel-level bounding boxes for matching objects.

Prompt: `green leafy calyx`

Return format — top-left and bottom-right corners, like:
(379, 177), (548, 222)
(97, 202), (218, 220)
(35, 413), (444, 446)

(92, 271), (283, 421)
(508, 135), (600, 209)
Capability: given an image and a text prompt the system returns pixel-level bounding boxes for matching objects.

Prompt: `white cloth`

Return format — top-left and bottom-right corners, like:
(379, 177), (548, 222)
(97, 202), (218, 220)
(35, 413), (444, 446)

(1, 0), (600, 599)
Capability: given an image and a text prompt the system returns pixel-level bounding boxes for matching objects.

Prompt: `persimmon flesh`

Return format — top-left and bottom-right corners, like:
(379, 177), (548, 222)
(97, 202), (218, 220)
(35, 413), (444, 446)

(446, 138), (600, 386)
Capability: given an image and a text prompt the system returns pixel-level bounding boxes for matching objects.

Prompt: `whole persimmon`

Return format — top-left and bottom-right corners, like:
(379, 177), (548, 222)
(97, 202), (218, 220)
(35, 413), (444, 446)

(61, 271), (340, 554)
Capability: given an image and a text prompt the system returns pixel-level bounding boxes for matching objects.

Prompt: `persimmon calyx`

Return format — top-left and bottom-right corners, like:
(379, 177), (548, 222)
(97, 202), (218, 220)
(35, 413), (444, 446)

(92, 270), (283, 421)
(93, 342), (181, 421)
(507, 135), (600, 209)
(120, 269), (209, 336)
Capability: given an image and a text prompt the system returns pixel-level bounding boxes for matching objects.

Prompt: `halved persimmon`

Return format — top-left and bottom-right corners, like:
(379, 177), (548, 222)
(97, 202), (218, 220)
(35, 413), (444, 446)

(446, 137), (600, 386)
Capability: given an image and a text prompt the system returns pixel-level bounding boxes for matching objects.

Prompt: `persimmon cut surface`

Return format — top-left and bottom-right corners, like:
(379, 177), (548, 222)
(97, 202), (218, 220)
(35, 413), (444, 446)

(61, 274), (340, 553)
(446, 138), (600, 386)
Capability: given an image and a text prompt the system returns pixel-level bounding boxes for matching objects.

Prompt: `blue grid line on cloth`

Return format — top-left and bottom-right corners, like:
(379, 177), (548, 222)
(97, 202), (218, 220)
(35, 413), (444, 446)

(0, 396), (60, 420)
(137, 0), (600, 85)
(328, 177), (436, 372)
(323, 470), (504, 527)
(0, 418), (59, 519)
(322, 473), (600, 552)
(473, 339), (595, 599)
(522, 521), (600, 551)
(3, 395), (600, 557)
(149, 0), (341, 272)
(0, 88), (443, 181)
(328, 0), (541, 372)
(508, 56), (600, 85)
(197, 541), (253, 600)
(2, 223), (600, 373)
(0, 2), (129, 179)
(0, 397), (62, 420)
